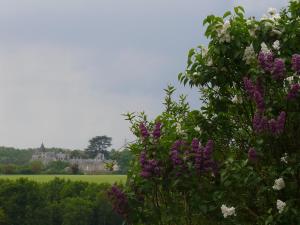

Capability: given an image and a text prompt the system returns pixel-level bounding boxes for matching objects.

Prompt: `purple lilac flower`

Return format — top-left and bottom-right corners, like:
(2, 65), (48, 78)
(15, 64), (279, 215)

(253, 90), (265, 112)
(268, 119), (277, 134)
(275, 111), (286, 135)
(287, 83), (300, 100)
(204, 140), (213, 159)
(244, 77), (265, 112)
(170, 140), (184, 166)
(253, 112), (268, 133)
(139, 123), (149, 139)
(258, 51), (274, 73)
(248, 148), (257, 162)
(152, 122), (162, 139)
(108, 185), (129, 217)
(292, 54), (300, 73)
(139, 151), (160, 178)
(193, 139), (215, 173)
(191, 138), (200, 153)
(191, 138), (202, 170)
(140, 151), (147, 165)
(272, 58), (285, 80)
(253, 111), (286, 135)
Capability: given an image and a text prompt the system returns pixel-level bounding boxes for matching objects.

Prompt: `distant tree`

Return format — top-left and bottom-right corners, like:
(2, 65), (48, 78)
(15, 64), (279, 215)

(30, 161), (43, 174)
(85, 136), (112, 158)
(69, 150), (86, 159)
(109, 149), (133, 174)
(104, 162), (115, 172)
(1, 164), (16, 174)
(70, 163), (80, 174)
(45, 161), (70, 174)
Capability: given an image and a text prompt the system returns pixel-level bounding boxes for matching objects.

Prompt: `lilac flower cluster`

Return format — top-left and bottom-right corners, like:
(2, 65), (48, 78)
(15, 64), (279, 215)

(139, 122), (162, 140)
(292, 54), (300, 73)
(258, 51), (286, 80)
(243, 77), (265, 112)
(191, 138), (215, 173)
(253, 111), (286, 135)
(152, 122), (162, 139)
(248, 148), (257, 162)
(139, 151), (160, 178)
(258, 51), (274, 73)
(252, 112), (268, 133)
(139, 123), (149, 139)
(169, 139), (216, 176)
(272, 58), (285, 80)
(170, 140), (184, 166)
(108, 185), (129, 217)
(287, 83), (300, 100)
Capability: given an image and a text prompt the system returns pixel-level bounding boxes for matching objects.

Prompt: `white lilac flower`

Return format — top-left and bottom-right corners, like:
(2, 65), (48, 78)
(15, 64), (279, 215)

(268, 7), (277, 16)
(272, 178), (285, 190)
(261, 42), (271, 54)
(261, 8), (280, 24)
(221, 204), (236, 218)
(194, 126), (202, 134)
(243, 44), (256, 64)
(232, 95), (243, 104)
(249, 28), (256, 37)
(264, 21), (274, 27)
(272, 40), (280, 50)
(280, 153), (288, 164)
(261, 14), (269, 20)
(201, 46), (208, 58)
(272, 29), (282, 36)
(272, 13), (281, 20)
(207, 58), (213, 66)
(176, 123), (185, 135)
(216, 21), (231, 43)
(213, 86), (220, 92)
(285, 76), (294, 84)
(276, 200), (286, 214)
(246, 19), (253, 25)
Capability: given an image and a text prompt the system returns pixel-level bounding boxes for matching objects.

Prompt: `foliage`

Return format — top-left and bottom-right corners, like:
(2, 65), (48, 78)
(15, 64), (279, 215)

(85, 136), (112, 158)
(0, 175), (127, 184)
(0, 178), (124, 225)
(70, 163), (80, 174)
(0, 147), (33, 165)
(44, 161), (71, 174)
(109, 149), (134, 174)
(109, 2), (300, 225)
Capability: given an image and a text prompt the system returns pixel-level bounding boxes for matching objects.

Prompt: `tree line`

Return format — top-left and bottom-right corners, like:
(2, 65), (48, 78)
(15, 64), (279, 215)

(0, 136), (133, 174)
(0, 178), (123, 225)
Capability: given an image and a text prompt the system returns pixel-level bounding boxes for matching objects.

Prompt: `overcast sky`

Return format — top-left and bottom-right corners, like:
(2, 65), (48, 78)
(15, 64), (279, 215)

(0, 0), (289, 150)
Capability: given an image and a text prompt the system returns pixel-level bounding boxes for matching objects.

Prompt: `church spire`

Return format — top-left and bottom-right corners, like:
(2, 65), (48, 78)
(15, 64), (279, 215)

(40, 142), (45, 152)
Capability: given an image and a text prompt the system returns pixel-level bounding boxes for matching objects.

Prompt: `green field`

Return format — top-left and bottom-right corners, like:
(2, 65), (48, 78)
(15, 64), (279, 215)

(0, 174), (126, 184)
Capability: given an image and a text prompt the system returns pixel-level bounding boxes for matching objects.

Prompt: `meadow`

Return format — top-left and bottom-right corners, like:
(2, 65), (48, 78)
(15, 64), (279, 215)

(0, 174), (126, 184)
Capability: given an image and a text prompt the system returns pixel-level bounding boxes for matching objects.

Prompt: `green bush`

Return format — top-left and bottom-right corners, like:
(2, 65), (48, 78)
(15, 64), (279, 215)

(0, 178), (123, 225)
(109, 1), (300, 225)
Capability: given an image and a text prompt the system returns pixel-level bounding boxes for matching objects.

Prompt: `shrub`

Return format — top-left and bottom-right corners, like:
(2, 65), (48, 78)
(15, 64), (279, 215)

(109, 1), (300, 225)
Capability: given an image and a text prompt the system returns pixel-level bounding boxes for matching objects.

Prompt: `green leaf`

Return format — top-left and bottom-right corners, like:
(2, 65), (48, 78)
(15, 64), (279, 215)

(223, 11), (231, 18)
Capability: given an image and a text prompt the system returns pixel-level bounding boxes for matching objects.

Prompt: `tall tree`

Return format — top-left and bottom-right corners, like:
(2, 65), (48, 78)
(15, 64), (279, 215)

(85, 136), (112, 158)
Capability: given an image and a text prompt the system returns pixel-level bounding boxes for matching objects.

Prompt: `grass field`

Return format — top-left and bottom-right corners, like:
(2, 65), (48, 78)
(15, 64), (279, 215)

(0, 174), (126, 184)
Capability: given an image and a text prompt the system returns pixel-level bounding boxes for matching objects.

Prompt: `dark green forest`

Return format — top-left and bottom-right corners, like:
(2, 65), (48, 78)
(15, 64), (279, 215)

(0, 178), (123, 225)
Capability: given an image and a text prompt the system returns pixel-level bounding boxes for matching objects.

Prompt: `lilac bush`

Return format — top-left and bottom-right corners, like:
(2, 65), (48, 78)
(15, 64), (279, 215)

(110, 1), (300, 224)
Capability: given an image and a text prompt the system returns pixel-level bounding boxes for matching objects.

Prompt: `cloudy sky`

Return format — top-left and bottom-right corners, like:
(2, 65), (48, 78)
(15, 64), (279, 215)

(0, 0), (289, 150)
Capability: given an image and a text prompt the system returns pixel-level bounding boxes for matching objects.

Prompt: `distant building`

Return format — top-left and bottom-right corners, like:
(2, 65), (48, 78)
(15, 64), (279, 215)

(31, 143), (119, 173)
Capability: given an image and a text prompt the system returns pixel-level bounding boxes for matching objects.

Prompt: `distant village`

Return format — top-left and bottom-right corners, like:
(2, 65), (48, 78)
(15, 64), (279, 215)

(31, 143), (119, 173)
